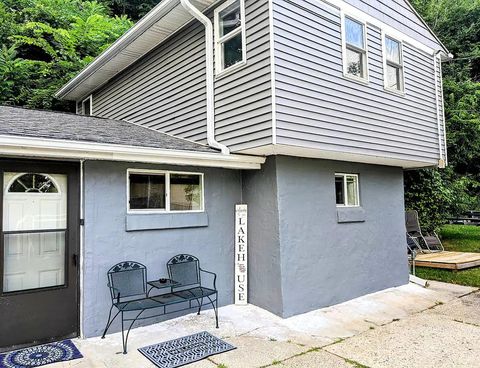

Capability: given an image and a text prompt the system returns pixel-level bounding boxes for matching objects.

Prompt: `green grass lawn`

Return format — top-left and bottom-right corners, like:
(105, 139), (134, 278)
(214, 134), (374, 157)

(415, 225), (480, 287)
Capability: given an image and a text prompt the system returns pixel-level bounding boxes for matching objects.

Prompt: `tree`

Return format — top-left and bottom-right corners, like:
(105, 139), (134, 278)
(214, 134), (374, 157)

(0, 0), (132, 111)
(405, 0), (480, 230)
(100, 0), (161, 21)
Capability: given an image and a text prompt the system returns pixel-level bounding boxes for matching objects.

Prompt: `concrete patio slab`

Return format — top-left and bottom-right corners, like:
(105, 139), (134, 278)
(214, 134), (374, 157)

(51, 281), (477, 368)
(325, 313), (480, 368)
(424, 290), (480, 326)
(280, 349), (355, 368)
(209, 336), (308, 368)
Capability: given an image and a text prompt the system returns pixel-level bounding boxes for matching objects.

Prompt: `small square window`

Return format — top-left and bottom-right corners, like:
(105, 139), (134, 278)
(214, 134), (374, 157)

(215, 0), (246, 75)
(335, 174), (360, 207)
(343, 16), (367, 80)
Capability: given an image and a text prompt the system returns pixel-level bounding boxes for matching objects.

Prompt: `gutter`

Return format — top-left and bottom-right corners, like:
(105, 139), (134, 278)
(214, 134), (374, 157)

(180, 0), (230, 155)
(0, 135), (264, 170)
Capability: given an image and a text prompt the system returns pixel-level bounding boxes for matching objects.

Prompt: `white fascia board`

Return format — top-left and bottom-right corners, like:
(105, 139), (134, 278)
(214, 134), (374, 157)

(316, 0), (445, 56)
(237, 144), (440, 169)
(0, 135), (265, 170)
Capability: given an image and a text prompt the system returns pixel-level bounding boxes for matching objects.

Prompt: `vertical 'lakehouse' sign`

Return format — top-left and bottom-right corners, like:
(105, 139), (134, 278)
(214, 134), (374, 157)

(235, 204), (248, 305)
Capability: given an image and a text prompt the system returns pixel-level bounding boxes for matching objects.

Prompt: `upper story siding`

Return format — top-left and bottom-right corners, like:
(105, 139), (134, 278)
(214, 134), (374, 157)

(92, 0), (273, 151)
(271, 0), (447, 166)
(343, 0), (444, 51)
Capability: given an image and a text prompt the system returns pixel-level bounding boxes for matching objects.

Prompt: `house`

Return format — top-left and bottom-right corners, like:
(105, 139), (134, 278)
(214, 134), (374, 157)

(0, 0), (449, 351)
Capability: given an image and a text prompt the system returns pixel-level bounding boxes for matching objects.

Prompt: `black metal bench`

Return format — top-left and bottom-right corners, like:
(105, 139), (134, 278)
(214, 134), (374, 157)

(101, 254), (218, 354)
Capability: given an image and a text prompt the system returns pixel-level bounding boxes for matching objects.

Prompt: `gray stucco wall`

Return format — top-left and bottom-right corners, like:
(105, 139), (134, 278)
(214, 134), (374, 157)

(243, 156), (409, 318)
(82, 161), (242, 337)
(241, 157), (283, 315)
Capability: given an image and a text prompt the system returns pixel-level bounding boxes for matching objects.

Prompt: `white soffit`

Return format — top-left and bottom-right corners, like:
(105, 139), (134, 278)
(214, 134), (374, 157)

(56, 0), (216, 101)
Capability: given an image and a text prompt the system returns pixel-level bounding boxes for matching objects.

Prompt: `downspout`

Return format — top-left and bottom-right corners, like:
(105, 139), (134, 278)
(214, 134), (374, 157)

(180, 0), (230, 154)
(433, 50), (445, 168)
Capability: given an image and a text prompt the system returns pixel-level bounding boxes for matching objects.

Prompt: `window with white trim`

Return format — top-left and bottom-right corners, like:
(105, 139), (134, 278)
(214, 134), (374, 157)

(343, 16), (368, 80)
(335, 173), (360, 207)
(82, 95), (92, 116)
(214, 0), (246, 75)
(128, 170), (204, 212)
(384, 36), (404, 92)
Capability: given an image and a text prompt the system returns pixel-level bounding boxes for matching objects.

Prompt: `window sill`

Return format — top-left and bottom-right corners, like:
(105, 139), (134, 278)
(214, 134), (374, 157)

(126, 212), (209, 231)
(384, 86), (405, 96)
(215, 60), (247, 80)
(342, 72), (369, 86)
(336, 207), (366, 223)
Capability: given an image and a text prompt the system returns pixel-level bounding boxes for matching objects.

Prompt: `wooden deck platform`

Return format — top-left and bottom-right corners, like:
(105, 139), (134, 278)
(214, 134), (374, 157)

(414, 251), (480, 270)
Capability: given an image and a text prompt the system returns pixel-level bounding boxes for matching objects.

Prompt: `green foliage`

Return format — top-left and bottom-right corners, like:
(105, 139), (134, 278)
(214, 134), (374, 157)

(0, 0), (133, 111)
(405, 1), (480, 230)
(99, 0), (160, 21)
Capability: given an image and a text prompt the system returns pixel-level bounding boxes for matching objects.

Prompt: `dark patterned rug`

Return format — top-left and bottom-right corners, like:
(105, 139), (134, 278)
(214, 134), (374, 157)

(138, 331), (235, 368)
(0, 340), (83, 368)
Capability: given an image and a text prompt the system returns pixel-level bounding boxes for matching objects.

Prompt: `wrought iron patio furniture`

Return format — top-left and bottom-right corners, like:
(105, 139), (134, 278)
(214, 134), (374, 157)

(101, 255), (218, 354)
(405, 210), (444, 253)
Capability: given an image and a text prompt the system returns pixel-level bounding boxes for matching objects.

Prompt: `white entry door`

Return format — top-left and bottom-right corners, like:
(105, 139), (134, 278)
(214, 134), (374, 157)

(2, 173), (67, 292)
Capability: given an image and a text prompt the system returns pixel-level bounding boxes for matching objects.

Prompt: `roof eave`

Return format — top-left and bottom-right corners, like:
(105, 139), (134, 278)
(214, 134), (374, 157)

(56, 0), (218, 101)
(0, 135), (265, 170)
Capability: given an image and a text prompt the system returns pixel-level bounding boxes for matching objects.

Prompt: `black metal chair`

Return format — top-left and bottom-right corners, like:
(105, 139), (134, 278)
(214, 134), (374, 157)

(102, 261), (158, 353)
(101, 256), (218, 354)
(167, 254), (219, 326)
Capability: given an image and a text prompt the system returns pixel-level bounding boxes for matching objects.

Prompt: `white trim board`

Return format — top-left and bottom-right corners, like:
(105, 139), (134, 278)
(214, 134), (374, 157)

(237, 144), (441, 169)
(268, 0), (277, 145)
(0, 135), (265, 170)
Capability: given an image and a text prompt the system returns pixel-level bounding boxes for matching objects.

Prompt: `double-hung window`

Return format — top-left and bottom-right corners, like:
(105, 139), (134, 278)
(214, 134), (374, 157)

(128, 170), (204, 212)
(342, 15), (368, 80)
(335, 173), (360, 207)
(383, 35), (404, 92)
(214, 0), (246, 75)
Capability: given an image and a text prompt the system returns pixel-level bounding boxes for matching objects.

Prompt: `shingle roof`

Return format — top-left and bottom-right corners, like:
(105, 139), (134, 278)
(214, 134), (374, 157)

(0, 106), (217, 153)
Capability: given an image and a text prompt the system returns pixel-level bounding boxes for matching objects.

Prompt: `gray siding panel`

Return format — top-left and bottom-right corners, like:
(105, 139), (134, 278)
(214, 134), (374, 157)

(214, 0), (273, 150)
(94, 21), (208, 142)
(93, 0), (272, 151)
(273, 0), (442, 165)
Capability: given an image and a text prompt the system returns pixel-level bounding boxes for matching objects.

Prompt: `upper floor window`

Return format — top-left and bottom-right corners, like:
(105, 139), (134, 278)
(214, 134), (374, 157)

(214, 0), (246, 76)
(383, 36), (404, 93)
(335, 173), (360, 207)
(128, 170), (204, 213)
(342, 16), (368, 81)
(82, 95), (92, 116)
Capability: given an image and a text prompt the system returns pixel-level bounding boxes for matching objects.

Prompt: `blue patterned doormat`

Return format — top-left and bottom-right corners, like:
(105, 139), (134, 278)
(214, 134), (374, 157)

(0, 340), (82, 368)
(138, 331), (235, 368)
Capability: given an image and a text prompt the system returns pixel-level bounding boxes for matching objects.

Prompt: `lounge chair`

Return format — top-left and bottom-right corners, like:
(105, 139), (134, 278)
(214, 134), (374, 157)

(405, 210), (444, 253)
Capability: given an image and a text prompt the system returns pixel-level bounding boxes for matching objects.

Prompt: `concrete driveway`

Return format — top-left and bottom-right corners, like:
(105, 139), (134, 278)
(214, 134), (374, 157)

(58, 281), (479, 368)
